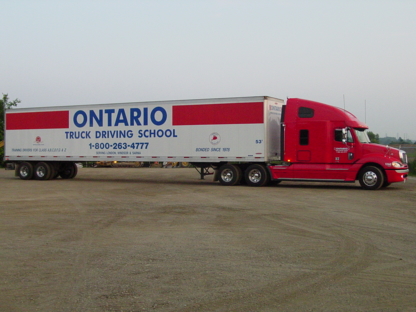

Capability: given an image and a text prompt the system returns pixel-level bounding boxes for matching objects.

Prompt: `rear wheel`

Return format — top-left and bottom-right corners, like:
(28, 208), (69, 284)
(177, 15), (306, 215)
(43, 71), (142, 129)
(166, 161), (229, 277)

(34, 162), (53, 180)
(218, 164), (242, 186)
(59, 162), (78, 179)
(18, 162), (34, 180)
(245, 164), (270, 187)
(50, 163), (59, 179)
(358, 166), (384, 190)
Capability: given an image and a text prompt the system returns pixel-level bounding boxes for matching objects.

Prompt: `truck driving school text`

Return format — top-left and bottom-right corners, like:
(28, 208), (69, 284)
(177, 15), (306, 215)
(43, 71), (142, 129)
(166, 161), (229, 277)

(64, 106), (177, 153)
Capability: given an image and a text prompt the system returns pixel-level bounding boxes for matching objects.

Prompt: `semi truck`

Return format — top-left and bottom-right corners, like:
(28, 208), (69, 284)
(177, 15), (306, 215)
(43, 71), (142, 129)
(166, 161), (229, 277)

(3, 96), (409, 190)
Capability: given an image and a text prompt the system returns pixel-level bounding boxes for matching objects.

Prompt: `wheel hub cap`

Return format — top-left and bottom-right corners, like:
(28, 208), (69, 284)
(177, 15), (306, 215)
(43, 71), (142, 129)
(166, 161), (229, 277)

(222, 169), (233, 182)
(249, 170), (261, 183)
(363, 171), (377, 186)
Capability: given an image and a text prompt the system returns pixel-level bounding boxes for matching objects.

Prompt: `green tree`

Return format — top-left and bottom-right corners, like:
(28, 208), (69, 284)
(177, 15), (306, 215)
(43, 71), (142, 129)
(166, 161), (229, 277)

(367, 131), (379, 144)
(1, 94), (20, 166)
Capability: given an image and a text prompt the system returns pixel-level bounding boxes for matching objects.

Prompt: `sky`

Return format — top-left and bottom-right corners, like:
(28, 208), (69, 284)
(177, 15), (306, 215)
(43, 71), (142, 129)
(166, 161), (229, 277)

(2, 0), (416, 140)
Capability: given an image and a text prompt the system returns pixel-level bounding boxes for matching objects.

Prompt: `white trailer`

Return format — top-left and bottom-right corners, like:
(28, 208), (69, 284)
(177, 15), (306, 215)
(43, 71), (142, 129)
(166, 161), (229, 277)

(4, 96), (284, 184)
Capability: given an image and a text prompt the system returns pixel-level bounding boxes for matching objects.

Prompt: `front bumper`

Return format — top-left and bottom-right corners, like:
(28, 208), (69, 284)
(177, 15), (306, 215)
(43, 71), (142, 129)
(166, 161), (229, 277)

(385, 168), (409, 183)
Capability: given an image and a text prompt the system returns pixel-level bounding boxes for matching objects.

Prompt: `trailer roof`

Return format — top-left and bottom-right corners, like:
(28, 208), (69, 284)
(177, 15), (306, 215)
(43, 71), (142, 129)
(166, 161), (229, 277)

(6, 96), (284, 112)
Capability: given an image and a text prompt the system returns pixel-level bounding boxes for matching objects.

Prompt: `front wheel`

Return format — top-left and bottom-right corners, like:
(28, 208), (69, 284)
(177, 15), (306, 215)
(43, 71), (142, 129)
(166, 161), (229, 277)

(245, 164), (270, 187)
(358, 166), (384, 190)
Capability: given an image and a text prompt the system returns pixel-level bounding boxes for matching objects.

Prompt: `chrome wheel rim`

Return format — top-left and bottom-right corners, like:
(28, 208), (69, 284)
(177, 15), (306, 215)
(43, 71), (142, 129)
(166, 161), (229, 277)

(248, 169), (261, 183)
(221, 169), (233, 183)
(363, 171), (377, 187)
(36, 166), (46, 178)
(20, 166), (29, 178)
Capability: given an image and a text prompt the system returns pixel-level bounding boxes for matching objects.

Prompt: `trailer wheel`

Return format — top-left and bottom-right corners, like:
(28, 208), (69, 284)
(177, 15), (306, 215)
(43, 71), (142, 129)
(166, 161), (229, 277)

(245, 164), (270, 187)
(218, 164), (242, 186)
(18, 162), (34, 180)
(50, 163), (59, 179)
(59, 162), (78, 179)
(34, 162), (53, 180)
(358, 166), (384, 190)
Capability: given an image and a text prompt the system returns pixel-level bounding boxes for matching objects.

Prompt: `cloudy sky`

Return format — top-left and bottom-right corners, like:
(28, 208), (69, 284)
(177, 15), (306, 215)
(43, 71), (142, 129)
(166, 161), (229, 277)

(2, 0), (415, 140)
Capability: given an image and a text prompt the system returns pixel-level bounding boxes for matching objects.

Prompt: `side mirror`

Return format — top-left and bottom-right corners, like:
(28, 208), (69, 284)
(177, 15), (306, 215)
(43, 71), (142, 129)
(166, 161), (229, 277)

(342, 128), (348, 144)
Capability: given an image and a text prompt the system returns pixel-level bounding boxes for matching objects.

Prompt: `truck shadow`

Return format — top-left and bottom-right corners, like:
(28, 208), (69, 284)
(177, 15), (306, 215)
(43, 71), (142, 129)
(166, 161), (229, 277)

(56, 176), (399, 191)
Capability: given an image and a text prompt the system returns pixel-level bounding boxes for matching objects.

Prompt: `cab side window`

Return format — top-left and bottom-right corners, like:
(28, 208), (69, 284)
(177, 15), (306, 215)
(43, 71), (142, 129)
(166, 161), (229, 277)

(298, 107), (314, 118)
(299, 129), (309, 145)
(334, 129), (354, 143)
(335, 129), (343, 142)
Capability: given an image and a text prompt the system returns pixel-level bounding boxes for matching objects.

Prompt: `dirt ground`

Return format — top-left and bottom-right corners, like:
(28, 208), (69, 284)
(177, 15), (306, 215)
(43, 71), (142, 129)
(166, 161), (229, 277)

(1, 168), (415, 312)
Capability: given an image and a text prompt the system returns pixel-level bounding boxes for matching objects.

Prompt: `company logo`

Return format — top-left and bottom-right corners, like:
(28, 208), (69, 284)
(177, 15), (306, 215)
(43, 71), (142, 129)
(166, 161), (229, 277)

(269, 105), (281, 112)
(35, 136), (42, 144)
(209, 132), (221, 145)
(334, 147), (349, 153)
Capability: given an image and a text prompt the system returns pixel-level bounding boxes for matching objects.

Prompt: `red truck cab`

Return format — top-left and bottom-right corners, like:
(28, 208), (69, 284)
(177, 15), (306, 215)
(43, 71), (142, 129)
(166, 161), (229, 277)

(269, 98), (409, 189)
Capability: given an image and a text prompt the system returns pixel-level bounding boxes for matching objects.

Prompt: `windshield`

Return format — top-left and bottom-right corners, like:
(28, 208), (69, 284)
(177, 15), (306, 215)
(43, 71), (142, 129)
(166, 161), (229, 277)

(354, 128), (370, 143)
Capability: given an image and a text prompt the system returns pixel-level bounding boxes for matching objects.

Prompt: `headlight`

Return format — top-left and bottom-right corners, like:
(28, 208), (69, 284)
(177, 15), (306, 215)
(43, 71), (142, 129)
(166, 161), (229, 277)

(399, 150), (408, 164)
(392, 161), (403, 168)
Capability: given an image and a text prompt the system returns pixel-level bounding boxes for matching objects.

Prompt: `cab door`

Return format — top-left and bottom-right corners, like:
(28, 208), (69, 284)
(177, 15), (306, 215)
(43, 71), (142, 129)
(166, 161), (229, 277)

(332, 128), (356, 164)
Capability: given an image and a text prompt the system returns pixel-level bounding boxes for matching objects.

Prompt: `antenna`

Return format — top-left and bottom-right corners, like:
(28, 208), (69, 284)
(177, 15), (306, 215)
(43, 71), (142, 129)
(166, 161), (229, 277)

(364, 100), (366, 124)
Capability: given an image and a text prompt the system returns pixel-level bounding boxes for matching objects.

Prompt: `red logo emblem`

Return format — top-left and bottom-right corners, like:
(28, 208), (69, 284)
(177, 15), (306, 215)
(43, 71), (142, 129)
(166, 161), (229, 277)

(209, 132), (221, 145)
(35, 136), (42, 143)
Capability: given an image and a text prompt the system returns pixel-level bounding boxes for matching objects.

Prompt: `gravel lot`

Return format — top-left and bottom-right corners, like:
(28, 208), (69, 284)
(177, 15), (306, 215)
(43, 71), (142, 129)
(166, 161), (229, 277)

(1, 168), (415, 312)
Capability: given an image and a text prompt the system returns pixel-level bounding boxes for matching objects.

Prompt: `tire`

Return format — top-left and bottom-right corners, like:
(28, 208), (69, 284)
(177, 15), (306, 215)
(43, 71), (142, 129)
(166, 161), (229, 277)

(59, 162), (78, 179)
(245, 164), (270, 187)
(218, 164), (242, 186)
(358, 166), (384, 190)
(18, 162), (34, 180)
(50, 163), (60, 179)
(34, 162), (53, 180)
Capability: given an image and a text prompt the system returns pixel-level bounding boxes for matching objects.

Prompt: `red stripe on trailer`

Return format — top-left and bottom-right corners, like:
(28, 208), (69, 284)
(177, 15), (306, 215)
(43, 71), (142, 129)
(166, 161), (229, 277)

(172, 102), (264, 125)
(6, 111), (69, 130)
